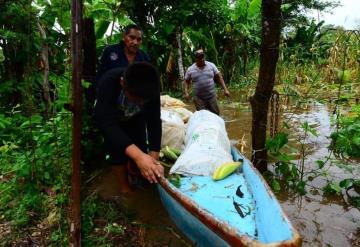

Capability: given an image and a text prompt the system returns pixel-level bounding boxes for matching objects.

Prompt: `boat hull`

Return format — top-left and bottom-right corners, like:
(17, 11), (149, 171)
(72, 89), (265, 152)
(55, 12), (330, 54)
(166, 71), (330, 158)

(157, 147), (302, 247)
(158, 184), (229, 246)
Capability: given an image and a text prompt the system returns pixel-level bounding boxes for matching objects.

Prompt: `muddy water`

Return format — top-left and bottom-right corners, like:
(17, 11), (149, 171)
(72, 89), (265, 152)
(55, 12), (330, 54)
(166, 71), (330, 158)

(269, 101), (360, 247)
(95, 93), (359, 247)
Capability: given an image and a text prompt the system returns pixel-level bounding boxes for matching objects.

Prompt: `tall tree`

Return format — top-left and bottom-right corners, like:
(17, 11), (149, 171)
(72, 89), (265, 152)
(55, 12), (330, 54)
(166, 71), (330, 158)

(250, 0), (282, 172)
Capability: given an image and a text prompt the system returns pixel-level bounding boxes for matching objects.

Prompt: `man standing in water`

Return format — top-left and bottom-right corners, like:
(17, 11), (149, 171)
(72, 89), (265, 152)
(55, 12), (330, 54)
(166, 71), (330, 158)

(94, 62), (163, 193)
(97, 24), (150, 80)
(184, 49), (230, 115)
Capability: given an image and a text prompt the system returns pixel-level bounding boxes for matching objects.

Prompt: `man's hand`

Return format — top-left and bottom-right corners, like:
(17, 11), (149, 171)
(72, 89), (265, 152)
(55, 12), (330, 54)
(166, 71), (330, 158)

(149, 151), (160, 161)
(135, 153), (164, 183)
(126, 145), (164, 183)
(184, 79), (191, 102)
(215, 73), (230, 98)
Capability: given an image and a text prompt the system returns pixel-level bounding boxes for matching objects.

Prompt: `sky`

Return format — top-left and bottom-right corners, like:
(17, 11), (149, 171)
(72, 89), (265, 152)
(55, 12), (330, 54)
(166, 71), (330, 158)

(310, 0), (360, 29)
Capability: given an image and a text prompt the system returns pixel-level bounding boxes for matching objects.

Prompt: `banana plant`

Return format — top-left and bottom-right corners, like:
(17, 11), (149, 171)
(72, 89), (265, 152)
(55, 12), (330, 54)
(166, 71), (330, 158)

(84, 0), (133, 47)
(285, 20), (331, 62)
(223, 0), (262, 78)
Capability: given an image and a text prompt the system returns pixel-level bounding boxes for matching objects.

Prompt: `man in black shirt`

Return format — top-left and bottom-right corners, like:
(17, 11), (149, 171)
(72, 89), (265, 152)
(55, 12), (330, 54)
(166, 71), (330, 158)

(95, 62), (163, 192)
(97, 24), (150, 81)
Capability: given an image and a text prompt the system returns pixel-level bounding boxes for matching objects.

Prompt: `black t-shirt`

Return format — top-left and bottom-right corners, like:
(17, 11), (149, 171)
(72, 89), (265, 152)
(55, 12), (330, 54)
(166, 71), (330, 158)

(94, 68), (161, 153)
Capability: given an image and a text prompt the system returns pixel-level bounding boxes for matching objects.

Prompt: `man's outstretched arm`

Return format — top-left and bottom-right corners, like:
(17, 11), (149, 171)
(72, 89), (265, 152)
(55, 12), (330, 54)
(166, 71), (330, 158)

(184, 79), (191, 101)
(215, 73), (230, 97)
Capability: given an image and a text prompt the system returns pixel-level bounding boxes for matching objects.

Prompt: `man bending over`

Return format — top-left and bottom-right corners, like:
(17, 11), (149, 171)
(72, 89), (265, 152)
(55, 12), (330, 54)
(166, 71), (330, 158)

(94, 62), (163, 192)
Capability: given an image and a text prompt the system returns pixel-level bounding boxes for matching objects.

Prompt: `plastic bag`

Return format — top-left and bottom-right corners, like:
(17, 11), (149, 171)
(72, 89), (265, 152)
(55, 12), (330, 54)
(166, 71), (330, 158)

(170, 110), (233, 176)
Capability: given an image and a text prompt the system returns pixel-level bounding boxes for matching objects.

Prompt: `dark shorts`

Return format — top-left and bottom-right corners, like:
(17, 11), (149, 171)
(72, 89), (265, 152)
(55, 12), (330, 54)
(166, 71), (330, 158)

(104, 115), (148, 165)
(193, 96), (220, 115)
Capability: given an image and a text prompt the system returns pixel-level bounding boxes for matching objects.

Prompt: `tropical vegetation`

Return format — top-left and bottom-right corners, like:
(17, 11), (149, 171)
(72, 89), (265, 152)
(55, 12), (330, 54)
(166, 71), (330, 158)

(0, 0), (359, 245)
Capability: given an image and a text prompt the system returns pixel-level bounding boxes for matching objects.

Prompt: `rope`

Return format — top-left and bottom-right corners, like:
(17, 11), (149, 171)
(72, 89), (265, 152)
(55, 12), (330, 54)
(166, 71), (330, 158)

(269, 91), (280, 138)
(251, 148), (267, 156)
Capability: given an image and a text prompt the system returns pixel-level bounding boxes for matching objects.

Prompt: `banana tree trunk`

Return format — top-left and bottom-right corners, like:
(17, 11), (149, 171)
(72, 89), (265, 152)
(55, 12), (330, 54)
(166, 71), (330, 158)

(166, 48), (176, 90)
(176, 26), (185, 84)
(37, 21), (51, 115)
(250, 0), (282, 173)
(243, 37), (248, 76)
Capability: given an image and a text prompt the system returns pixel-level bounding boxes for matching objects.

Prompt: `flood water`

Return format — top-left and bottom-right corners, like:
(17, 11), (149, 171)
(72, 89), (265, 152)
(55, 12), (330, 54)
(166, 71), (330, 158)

(94, 92), (360, 247)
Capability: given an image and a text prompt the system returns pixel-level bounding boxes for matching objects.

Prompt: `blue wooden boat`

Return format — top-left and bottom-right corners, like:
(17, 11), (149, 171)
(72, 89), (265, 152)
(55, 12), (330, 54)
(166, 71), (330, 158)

(157, 146), (302, 247)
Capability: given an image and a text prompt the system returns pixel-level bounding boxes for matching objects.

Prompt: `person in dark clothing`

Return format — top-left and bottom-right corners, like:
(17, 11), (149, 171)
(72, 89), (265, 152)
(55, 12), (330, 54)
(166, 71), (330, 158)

(96, 24), (150, 81)
(94, 62), (163, 192)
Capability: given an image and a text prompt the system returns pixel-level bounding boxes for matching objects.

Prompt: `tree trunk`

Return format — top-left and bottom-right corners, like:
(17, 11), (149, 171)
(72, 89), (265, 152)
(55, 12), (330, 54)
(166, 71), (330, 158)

(82, 18), (97, 111)
(81, 18), (104, 165)
(129, 0), (148, 34)
(37, 21), (51, 115)
(250, 0), (282, 173)
(242, 37), (248, 76)
(223, 36), (236, 83)
(165, 48), (177, 90)
(1, 42), (24, 106)
(176, 26), (185, 85)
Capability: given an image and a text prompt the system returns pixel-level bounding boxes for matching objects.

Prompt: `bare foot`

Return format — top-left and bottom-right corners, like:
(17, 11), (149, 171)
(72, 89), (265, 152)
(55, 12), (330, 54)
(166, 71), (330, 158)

(111, 165), (133, 193)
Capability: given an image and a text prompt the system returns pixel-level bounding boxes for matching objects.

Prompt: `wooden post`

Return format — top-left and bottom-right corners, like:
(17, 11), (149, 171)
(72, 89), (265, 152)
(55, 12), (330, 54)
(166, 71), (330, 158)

(70, 0), (83, 246)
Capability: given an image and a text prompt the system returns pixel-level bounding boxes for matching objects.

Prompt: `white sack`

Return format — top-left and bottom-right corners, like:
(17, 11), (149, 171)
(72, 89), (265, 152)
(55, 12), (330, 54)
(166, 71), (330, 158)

(167, 107), (193, 123)
(161, 109), (184, 126)
(160, 95), (186, 108)
(161, 122), (186, 150)
(170, 110), (233, 176)
(161, 109), (186, 151)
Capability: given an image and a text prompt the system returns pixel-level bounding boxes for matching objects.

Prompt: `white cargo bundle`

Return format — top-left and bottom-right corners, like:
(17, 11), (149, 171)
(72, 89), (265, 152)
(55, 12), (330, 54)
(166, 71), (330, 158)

(170, 110), (233, 176)
(160, 109), (186, 151)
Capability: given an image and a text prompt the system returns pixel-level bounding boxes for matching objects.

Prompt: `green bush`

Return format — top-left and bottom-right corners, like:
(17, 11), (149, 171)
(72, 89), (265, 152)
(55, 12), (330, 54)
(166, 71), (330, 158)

(0, 108), (71, 244)
(330, 105), (360, 157)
